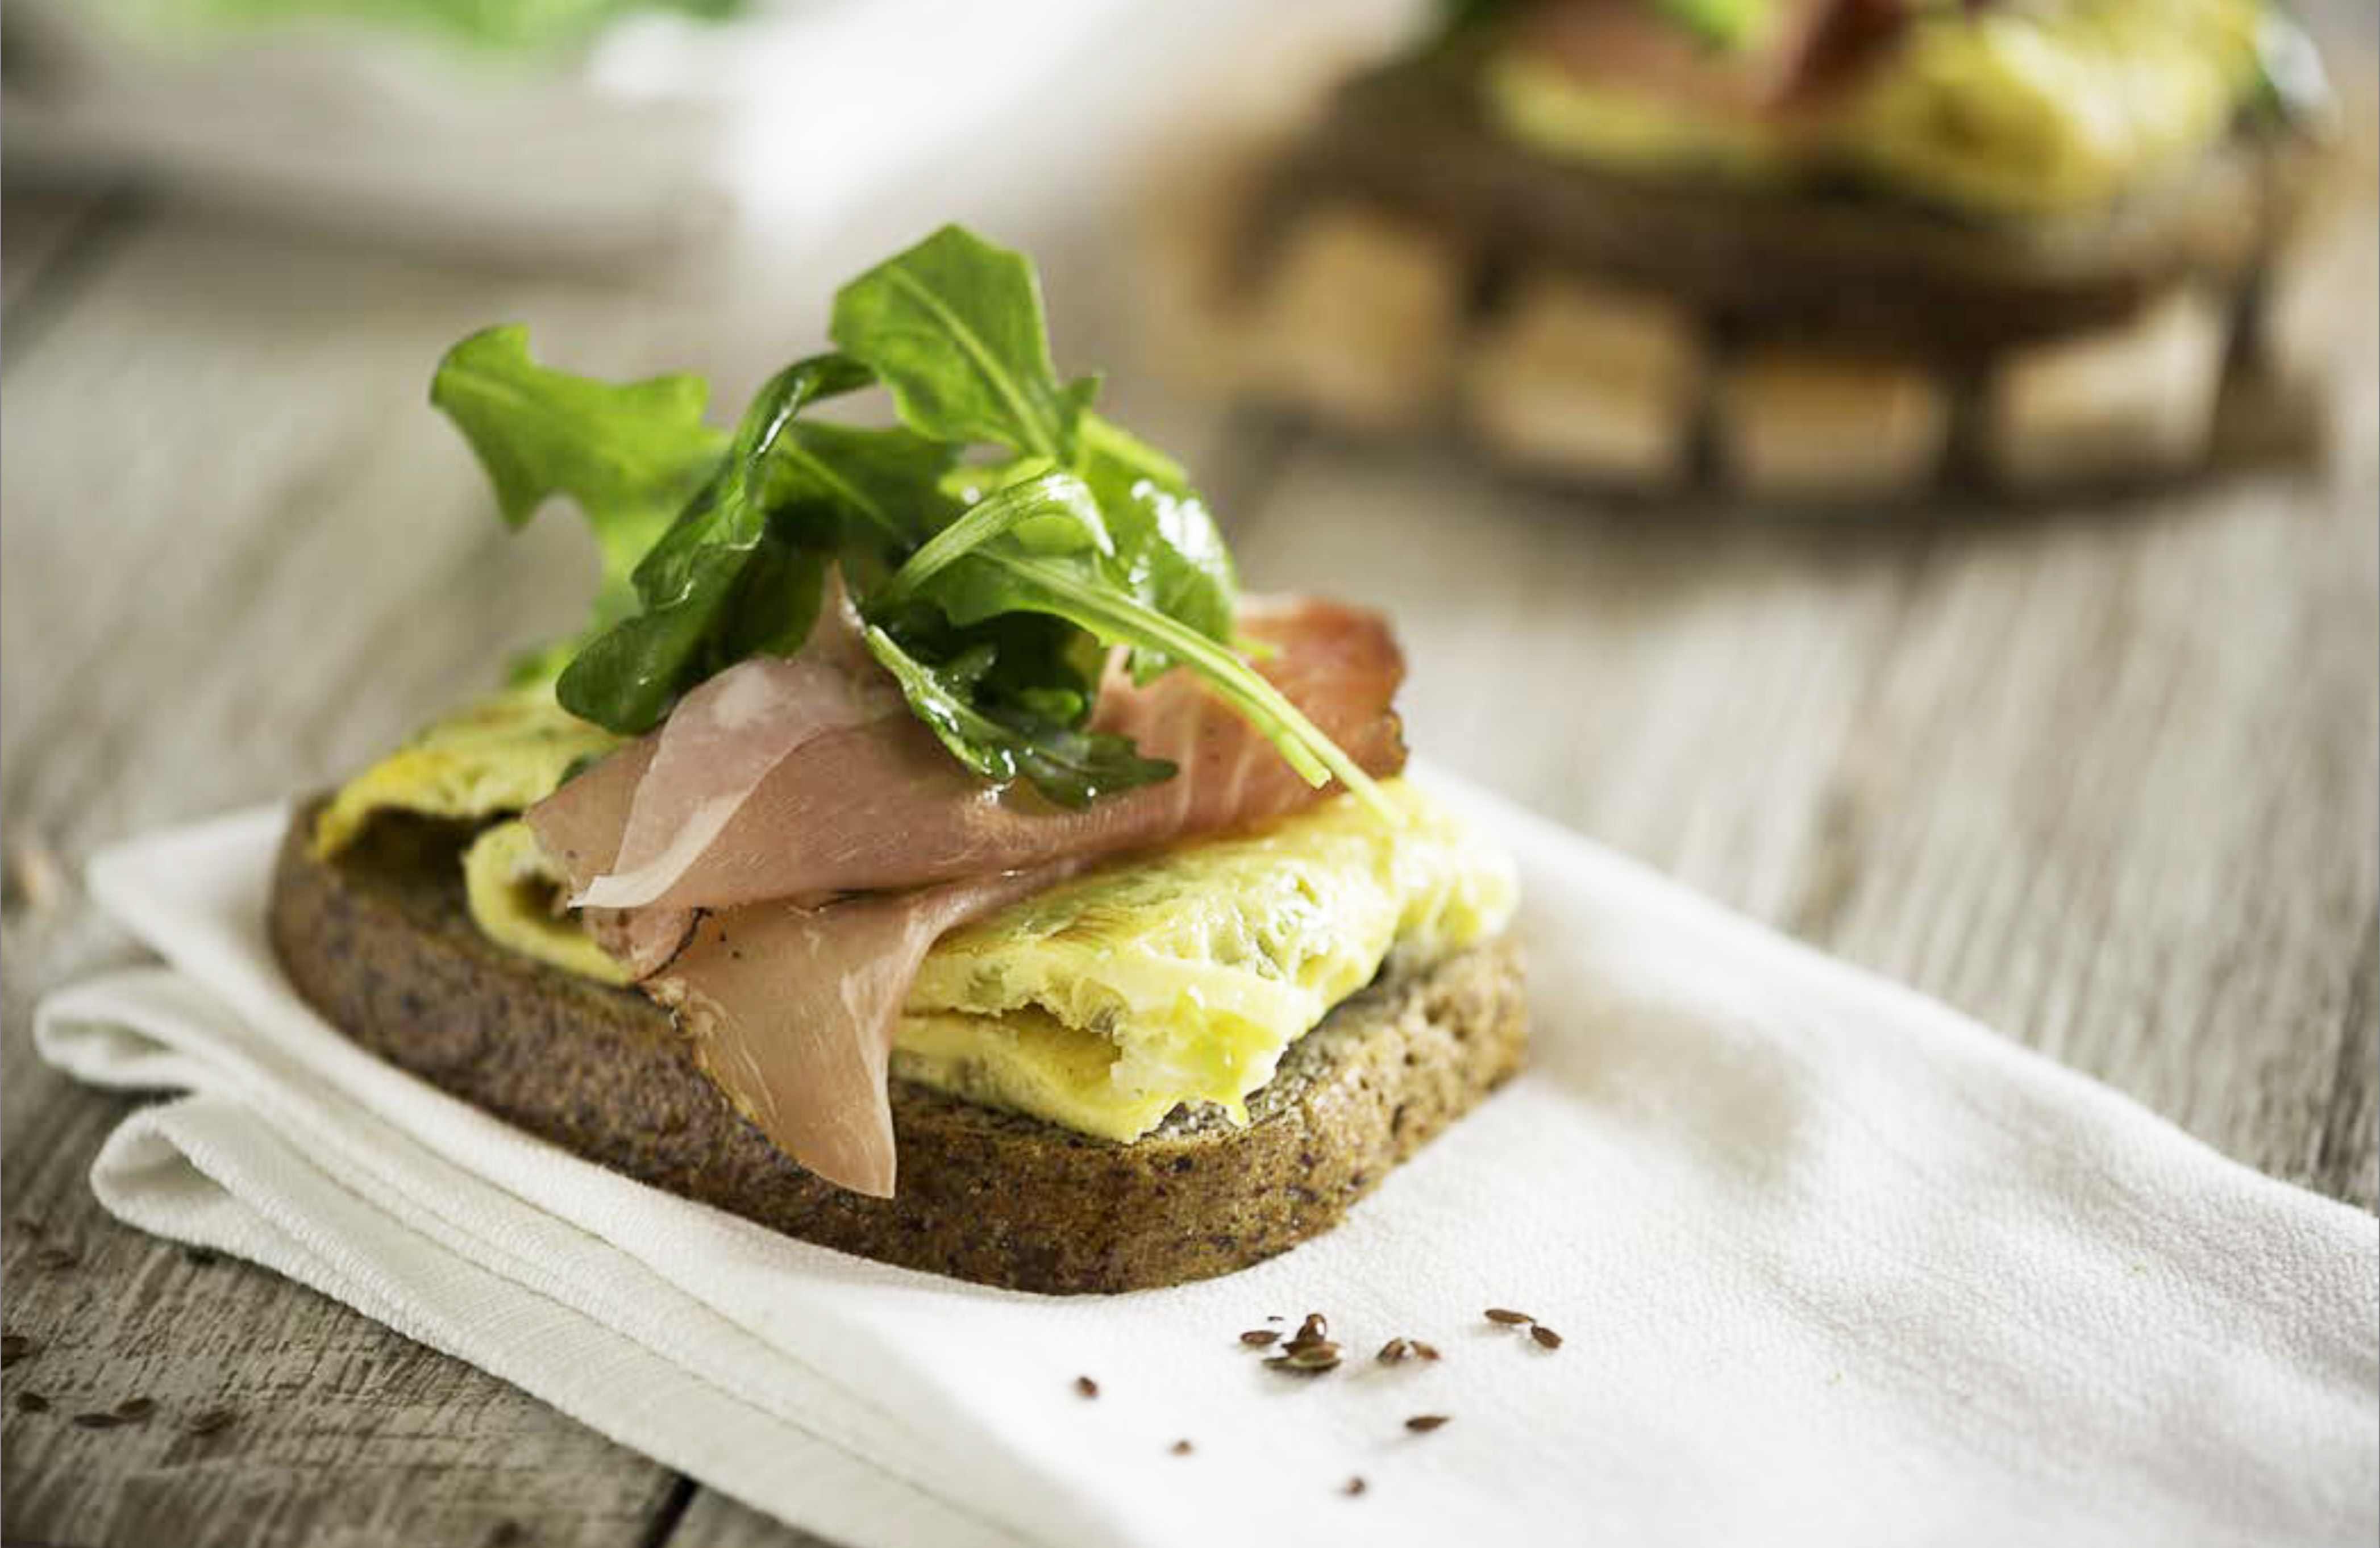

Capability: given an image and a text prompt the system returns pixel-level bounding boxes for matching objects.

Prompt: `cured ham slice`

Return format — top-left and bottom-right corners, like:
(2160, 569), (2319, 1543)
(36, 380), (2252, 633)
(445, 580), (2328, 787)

(528, 596), (1407, 916)
(530, 740), (697, 978)
(583, 897), (697, 981)
(531, 592), (1410, 1195)
(648, 860), (1088, 1198)
(573, 581), (905, 911)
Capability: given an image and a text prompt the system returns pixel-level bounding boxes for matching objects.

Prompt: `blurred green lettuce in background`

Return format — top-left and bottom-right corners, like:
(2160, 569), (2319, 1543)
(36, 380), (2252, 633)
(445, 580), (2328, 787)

(128, 0), (743, 52)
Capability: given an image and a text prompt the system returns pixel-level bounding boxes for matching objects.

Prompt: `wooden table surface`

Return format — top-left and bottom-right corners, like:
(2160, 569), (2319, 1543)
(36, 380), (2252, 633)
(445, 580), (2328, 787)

(3, 27), (2376, 1546)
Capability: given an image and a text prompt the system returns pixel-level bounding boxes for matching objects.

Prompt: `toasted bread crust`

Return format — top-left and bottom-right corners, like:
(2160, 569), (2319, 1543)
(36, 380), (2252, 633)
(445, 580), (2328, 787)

(267, 805), (1529, 1294)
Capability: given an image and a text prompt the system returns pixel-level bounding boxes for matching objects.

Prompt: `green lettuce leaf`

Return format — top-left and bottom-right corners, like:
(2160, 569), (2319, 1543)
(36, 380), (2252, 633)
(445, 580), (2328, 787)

(448, 224), (1389, 820)
(1078, 412), (1235, 681)
(556, 353), (866, 733)
(160, 0), (742, 55)
(829, 224), (1092, 463)
(863, 626), (1174, 809)
(880, 470), (1389, 813)
(429, 324), (723, 618)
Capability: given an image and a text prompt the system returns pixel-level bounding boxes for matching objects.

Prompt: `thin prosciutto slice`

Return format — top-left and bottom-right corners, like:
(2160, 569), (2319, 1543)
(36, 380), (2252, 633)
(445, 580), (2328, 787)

(531, 593), (1409, 1197)
(648, 861), (1088, 1197)
(572, 581), (904, 911)
(529, 595), (1406, 913)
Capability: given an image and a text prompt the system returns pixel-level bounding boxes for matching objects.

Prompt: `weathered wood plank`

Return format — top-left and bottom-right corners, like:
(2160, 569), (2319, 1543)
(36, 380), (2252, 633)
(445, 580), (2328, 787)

(665, 1488), (839, 1548)
(0, 1084), (681, 1548)
(0, 209), (702, 1548)
(0, 185), (120, 324)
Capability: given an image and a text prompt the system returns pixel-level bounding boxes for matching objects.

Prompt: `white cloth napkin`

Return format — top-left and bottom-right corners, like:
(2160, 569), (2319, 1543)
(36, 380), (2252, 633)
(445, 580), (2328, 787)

(35, 771), (2379, 1548)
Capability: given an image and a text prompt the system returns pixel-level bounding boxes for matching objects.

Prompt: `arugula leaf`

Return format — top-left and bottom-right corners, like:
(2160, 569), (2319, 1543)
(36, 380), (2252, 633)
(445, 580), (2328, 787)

(882, 470), (1392, 815)
(830, 224), (1091, 463)
(863, 627), (1174, 809)
(629, 353), (868, 607)
(1078, 413), (1235, 681)
(453, 224), (1389, 822)
(898, 419), (1234, 683)
(556, 353), (866, 733)
(430, 325), (723, 614)
(765, 421), (961, 557)
(875, 468), (1110, 606)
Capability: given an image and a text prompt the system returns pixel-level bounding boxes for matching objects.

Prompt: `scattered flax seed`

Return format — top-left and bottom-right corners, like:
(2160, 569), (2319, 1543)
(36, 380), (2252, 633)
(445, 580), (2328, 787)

(1405, 1414), (1451, 1433)
(1409, 1341), (1442, 1362)
(1, 1333), (31, 1367)
(1529, 1325), (1565, 1351)
(1170, 1439), (1194, 1457)
(1074, 1376), (1099, 1400)
(16, 1392), (50, 1414)
(185, 1408), (238, 1437)
(1265, 1314), (1285, 1323)
(72, 1411), (122, 1430)
(1484, 1308), (1533, 1326)
(1239, 1329), (1280, 1347)
(1266, 1343), (1343, 1374)
(1297, 1313), (1329, 1343)
(1342, 1476), (1368, 1497)
(114, 1397), (157, 1422)
(33, 1247), (78, 1272)
(1377, 1338), (1412, 1365)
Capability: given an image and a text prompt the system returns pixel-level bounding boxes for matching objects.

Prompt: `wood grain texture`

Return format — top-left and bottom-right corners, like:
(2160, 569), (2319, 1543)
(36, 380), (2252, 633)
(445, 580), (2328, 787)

(0, 209), (698, 1548)
(2, 25), (2374, 1546)
(0, 185), (120, 327)
(665, 1489), (836, 1548)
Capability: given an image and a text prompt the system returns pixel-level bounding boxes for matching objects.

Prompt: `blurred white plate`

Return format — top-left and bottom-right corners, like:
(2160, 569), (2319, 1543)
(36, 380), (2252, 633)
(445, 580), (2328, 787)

(2, 0), (1147, 265)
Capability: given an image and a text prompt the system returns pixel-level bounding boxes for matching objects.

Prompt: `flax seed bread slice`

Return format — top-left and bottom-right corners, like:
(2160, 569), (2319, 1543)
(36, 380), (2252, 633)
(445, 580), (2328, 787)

(267, 803), (1529, 1295)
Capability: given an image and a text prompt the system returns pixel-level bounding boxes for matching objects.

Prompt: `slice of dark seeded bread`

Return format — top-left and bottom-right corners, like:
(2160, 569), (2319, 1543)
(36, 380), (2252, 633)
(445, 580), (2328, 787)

(1261, 55), (2320, 359)
(267, 802), (1529, 1295)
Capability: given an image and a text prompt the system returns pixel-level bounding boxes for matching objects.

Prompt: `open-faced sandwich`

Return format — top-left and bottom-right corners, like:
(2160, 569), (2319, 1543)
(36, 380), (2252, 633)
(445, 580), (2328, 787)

(271, 227), (1525, 1295)
(1175, 0), (2338, 502)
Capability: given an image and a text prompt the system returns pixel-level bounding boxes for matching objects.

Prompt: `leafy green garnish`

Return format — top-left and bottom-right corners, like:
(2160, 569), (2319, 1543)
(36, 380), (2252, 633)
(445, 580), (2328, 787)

(434, 224), (1389, 819)
(874, 473), (1373, 799)
(430, 325), (723, 629)
(864, 626), (1176, 809)
(155, 0), (741, 55)
(831, 224), (1092, 464)
(553, 353), (868, 733)
(1078, 413), (1235, 683)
